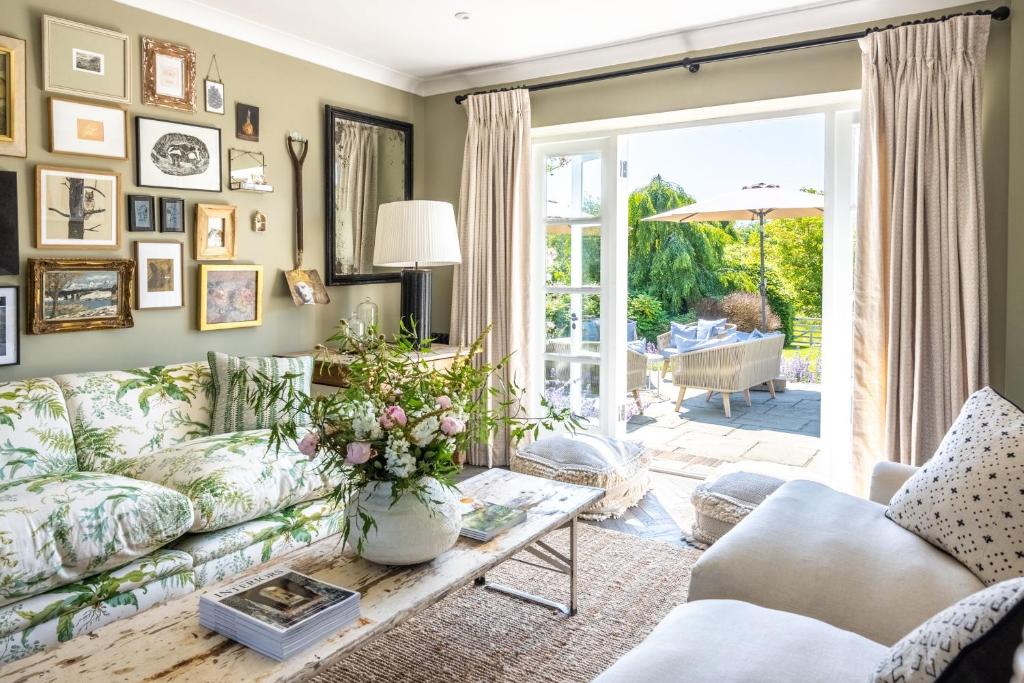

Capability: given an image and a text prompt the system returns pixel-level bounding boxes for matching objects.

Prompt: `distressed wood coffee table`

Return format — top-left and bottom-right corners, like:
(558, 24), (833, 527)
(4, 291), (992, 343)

(2, 469), (603, 683)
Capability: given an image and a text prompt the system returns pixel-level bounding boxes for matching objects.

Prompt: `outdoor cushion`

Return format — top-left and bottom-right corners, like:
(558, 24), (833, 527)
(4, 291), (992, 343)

(675, 332), (740, 353)
(0, 378), (77, 483)
(207, 352), (313, 435)
(122, 430), (332, 533)
(626, 340), (647, 354)
(670, 321), (697, 339)
(696, 318), (727, 339)
(750, 329), (766, 339)
(0, 472), (194, 608)
(626, 319), (638, 341)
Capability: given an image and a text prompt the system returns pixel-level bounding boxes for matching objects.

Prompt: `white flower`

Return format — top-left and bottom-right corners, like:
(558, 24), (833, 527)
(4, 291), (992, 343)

(409, 415), (440, 447)
(348, 400), (384, 441)
(384, 435), (415, 478)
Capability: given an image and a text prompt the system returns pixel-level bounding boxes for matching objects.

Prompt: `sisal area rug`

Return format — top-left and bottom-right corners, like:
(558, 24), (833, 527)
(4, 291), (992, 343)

(313, 525), (702, 683)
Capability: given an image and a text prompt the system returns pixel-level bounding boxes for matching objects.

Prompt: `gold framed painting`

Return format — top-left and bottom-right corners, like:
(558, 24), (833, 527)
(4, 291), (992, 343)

(195, 203), (237, 260)
(42, 16), (130, 104)
(0, 33), (26, 158)
(36, 165), (122, 249)
(49, 97), (128, 160)
(142, 37), (196, 111)
(284, 268), (331, 306)
(27, 258), (134, 334)
(199, 264), (263, 331)
(134, 241), (183, 310)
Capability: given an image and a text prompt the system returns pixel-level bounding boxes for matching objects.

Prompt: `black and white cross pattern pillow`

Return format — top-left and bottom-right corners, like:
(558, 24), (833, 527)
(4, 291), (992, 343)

(886, 386), (1024, 585)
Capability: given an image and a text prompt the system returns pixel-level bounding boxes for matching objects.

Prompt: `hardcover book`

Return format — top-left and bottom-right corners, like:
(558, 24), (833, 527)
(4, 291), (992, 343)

(461, 502), (527, 541)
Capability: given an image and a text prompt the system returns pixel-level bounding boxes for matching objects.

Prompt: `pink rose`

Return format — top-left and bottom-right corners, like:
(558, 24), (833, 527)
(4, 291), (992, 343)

(345, 442), (375, 465)
(297, 432), (319, 457)
(379, 405), (408, 429)
(440, 416), (465, 436)
(436, 396), (453, 410)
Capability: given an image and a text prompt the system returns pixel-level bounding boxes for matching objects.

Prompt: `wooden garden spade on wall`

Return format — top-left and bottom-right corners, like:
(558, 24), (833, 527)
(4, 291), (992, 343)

(284, 132), (330, 306)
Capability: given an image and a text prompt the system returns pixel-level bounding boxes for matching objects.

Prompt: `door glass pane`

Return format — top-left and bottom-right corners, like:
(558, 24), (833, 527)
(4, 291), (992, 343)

(543, 360), (601, 421)
(581, 225), (601, 286)
(544, 153), (601, 219)
(545, 225), (571, 286)
(581, 294), (601, 358)
(545, 293), (571, 353)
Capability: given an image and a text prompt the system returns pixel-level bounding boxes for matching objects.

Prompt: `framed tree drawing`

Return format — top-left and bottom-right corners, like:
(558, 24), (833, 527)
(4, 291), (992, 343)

(35, 165), (121, 249)
(27, 258), (134, 334)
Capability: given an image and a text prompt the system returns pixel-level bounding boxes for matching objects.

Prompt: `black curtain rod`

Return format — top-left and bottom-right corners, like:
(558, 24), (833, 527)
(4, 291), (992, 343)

(454, 5), (1010, 104)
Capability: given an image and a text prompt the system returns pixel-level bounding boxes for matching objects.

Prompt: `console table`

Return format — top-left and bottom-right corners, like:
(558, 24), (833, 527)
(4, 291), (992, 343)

(278, 343), (462, 388)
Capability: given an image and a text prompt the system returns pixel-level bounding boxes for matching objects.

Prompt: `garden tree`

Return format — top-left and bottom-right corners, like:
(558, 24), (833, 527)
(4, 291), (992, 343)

(727, 216), (823, 315)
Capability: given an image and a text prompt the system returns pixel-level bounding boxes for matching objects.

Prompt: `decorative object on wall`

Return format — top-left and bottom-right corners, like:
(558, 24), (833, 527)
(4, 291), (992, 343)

(134, 240), (183, 309)
(127, 194), (155, 232)
(203, 54), (224, 115)
(0, 33), (27, 158)
(0, 285), (18, 366)
(135, 116), (222, 192)
(160, 196), (184, 232)
(284, 269), (330, 306)
(27, 257), (134, 334)
(228, 149), (272, 192)
(324, 105), (411, 285)
(48, 97), (128, 160)
(283, 130), (329, 306)
(36, 165), (121, 249)
(235, 103), (259, 141)
(0, 171), (17, 275)
(141, 37), (196, 111)
(195, 203), (237, 260)
(42, 16), (130, 104)
(198, 264), (263, 331)
(252, 210), (266, 232)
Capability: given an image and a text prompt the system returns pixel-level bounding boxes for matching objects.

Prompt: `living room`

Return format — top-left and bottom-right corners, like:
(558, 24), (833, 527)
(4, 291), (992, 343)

(1, 0), (1023, 681)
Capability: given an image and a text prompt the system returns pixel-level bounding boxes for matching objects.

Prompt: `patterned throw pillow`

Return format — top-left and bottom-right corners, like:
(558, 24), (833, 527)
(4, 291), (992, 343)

(208, 352), (312, 435)
(873, 578), (1024, 683)
(886, 386), (1024, 585)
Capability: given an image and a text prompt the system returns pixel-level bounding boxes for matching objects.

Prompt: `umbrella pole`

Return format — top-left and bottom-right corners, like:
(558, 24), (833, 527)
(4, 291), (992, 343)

(758, 211), (767, 329)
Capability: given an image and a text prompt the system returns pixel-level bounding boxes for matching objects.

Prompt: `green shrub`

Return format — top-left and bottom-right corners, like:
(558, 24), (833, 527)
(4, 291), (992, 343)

(627, 293), (669, 342)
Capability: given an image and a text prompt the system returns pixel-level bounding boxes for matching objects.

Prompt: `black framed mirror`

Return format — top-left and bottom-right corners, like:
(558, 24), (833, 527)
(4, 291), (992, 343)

(324, 105), (412, 285)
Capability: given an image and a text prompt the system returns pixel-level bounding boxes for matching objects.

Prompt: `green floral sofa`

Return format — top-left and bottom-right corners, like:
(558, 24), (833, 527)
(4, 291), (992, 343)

(0, 363), (343, 664)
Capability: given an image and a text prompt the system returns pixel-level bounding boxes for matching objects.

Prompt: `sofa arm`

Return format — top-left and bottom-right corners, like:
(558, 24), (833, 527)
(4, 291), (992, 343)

(868, 461), (919, 505)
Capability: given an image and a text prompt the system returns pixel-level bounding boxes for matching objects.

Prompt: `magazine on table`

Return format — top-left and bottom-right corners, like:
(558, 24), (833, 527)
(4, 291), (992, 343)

(459, 497), (528, 541)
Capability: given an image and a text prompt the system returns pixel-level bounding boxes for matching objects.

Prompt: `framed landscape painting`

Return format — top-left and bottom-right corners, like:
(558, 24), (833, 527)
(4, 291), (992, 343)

(49, 97), (128, 159)
(27, 258), (134, 334)
(0, 285), (18, 366)
(199, 264), (263, 331)
(135, 241), (183, 309)
(36, 165), (121, 249)
(136, 116), (222, 192)
(42, 16), (130, 104)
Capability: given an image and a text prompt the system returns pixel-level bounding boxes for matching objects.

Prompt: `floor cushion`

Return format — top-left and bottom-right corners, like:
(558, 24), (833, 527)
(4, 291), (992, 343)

(595, 600), (886, 683)
(0, 378), (78, 483)
(0, 472), (193, 608)
(690, 471), (784, 545)
(122, 430), (331, 533)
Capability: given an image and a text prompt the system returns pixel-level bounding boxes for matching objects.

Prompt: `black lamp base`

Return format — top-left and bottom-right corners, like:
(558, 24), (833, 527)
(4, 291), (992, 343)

(400, 268), (431, 348)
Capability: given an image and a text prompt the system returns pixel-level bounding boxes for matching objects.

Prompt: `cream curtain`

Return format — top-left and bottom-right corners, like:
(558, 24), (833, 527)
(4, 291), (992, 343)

(335, 121), (378, 274)
(450, 89), (532, 467)
(852, 16), (990, 491)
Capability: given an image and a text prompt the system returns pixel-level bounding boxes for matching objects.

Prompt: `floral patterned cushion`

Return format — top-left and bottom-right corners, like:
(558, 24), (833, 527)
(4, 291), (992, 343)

(122, 430), (332, 533)
(0, 472), (194, 608)
(55, 363), (213, 474)
(0, 378), (77, 483)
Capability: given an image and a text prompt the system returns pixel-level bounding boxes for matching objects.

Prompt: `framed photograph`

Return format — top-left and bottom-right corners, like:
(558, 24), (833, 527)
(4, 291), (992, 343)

(36, 165), (121, 249)
(27, 258), (134, 334)
(195, 203), (237, 260)
(49, 97), (127, 160)
(135, 116), (222, 192)
(0, 171), (17, 275)
(199, 264), (263, 331)
(235, 103), (259, 142)
(0, 34), (27, 158)
(42, 16), (130, 104)
(204, 79), (224, 115)
(128, 194), (155, 231)
(0, 286), (18, 366)
(134, 241), (183, 309)
(284, 269), (330, 306)
(160, 197), (185, 232)
(142, 37), (195, 112)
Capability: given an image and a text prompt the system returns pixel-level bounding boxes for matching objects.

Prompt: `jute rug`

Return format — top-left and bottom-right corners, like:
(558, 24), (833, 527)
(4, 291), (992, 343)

(313, 525), (702, 683)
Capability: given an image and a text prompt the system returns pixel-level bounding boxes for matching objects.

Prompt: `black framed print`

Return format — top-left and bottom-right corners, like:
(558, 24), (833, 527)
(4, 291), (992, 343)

(0, 285), (19, 366)
(128, 194), (155, 231)
(160, 197), (185, 232)
(135, 116), (222, 192)
(0, 171), (17, 275)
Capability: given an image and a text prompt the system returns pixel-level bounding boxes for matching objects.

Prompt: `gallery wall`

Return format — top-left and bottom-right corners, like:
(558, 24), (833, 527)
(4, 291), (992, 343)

(0, 0), (424, 380)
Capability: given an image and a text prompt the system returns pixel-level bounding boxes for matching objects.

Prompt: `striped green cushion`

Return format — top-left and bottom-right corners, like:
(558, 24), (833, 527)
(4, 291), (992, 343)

(207, 352), (312, 435)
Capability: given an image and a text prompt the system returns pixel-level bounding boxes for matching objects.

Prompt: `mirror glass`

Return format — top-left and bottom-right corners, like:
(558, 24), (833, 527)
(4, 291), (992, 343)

(228, 149), (272, 192)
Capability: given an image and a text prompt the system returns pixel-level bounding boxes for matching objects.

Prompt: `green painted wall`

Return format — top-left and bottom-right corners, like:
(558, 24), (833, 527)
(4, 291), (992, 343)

(1005, 0), (1024, 401)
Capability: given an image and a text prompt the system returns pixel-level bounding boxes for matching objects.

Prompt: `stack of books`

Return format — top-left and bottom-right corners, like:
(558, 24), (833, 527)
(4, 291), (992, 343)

(460, 500), (528, 542)
(199, 566), (360, 661)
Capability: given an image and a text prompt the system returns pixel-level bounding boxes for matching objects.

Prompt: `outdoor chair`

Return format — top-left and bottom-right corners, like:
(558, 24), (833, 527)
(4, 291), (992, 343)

(656, 323), (737, 381)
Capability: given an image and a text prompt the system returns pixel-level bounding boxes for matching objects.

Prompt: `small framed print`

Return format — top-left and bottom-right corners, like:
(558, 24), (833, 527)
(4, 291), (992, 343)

(0, 285), (18, 366)
(36, 165), (121, 249)
(49, 97), (128, 160)
(42, 16), (130, 104)
(0, 33), (27, 158)
(160, 197), (185, 232)
(135, 241), (183, 309)
(128, 194), (155, 232)
(235, 103), (259, 141)
(27, 258), (134, 334)
(204, 79), (224, 115)
(195, 203), (237, 260)
(135, 116), (222, 192)
(142, 37), (196, 112)
(199, 264), (263, 331)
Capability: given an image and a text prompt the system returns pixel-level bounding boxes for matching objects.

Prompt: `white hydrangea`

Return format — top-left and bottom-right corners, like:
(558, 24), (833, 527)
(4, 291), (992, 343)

(384, 435), (415, 478)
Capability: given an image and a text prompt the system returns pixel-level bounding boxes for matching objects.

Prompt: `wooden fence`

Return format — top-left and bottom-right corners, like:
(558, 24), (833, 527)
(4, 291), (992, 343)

(791, 317), (822, 348)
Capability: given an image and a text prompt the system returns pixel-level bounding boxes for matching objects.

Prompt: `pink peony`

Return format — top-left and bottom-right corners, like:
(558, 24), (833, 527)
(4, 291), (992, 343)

(379, 405), (408, 429)
(345, 442), (375, 465)
(436, 395), (453, 410)
(297, 432), (319, 457)
(439, 416), (465, 437)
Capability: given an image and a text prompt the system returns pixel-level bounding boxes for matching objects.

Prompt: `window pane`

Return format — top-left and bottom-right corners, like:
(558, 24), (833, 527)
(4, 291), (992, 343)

(581, 225), (601, 286)
(545, 153), (600, 219)
(545, 293), (571, 353)
(545, 225), (571, 286)
(542, 360), (600, 420)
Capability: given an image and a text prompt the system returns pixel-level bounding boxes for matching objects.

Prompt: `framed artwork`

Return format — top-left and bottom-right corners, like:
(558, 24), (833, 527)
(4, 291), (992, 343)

(0, 285), (18, 366)
(134, 241), (183, 309)
(36, 165), (121, 249)
(42, 16), (130, 104)
(235, 103), (259, 142)
(135, 116), (222, 192)
(284, 269), (330, 306)
(141, 37), (195, 112)
(195, 203), (237, 260)
(0, 34), (26, 158)
(128, 194), (155, 231)
(0, 171), (17, 275)
(49, 97), (128, 160)
(204, 79), (224, 114)
(160, 197), (185, 232)
(199, 264), (263, 331)
(27, 258), (134, 334)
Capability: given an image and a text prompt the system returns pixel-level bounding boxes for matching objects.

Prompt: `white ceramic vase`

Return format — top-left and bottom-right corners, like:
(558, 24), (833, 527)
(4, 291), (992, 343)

(345, 477), (461, 565)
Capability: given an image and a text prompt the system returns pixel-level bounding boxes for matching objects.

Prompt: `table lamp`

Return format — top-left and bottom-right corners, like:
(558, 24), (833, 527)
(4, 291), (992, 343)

(373, 200), (461, 347)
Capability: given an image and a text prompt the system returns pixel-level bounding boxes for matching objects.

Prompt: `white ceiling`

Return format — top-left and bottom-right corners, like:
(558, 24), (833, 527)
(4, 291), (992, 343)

(116, 0), (975, 96)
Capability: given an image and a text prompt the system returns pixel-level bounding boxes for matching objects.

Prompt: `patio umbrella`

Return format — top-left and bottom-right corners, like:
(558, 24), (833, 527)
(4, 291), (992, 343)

(645, 183), (824, 328)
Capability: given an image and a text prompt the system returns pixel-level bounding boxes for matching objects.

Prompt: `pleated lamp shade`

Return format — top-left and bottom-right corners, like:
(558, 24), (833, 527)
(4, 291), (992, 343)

(373, 200), (462, 268)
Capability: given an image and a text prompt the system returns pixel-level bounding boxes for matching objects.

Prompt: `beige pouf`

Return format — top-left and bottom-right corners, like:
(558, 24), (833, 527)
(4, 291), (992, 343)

(511, 434), (651, 520)
(691, 471), (784, 545)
